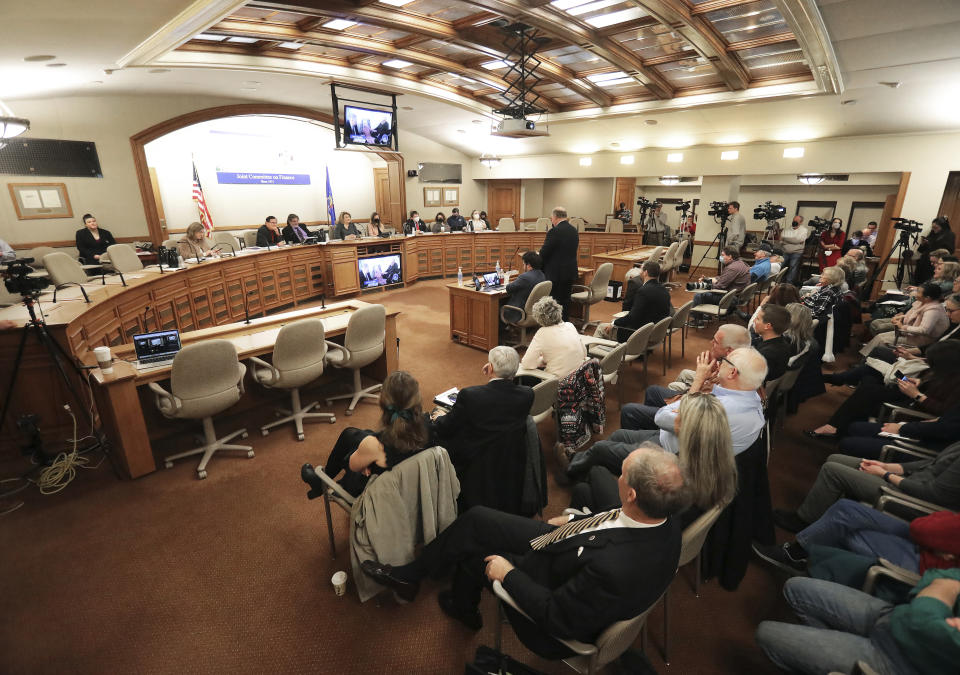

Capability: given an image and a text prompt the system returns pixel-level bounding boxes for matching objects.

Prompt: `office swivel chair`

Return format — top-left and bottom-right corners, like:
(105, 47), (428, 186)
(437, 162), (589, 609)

(325, 304), (386, 415)
(25, 246), (56, 268)
(570, 262), (613, 329)
(212, 231), (240, 252)
(499, 280), (553, 346)
(249, 318), (336, 440)
(242, 230), (258, 248)
(606, 218), (623, 233)
(148, 340), (252, 479)
(497, 217), (516, 232)
(104, 244), (144, 274)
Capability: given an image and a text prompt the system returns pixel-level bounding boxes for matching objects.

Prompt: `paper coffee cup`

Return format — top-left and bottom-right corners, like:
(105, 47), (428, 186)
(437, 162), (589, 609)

(331, 571), (348, 596)
(93, 346), (113, 374)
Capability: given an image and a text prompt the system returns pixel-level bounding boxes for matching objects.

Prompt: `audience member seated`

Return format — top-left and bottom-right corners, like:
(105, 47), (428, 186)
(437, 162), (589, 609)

(502, 251), (546, 323)
(567, 348), (766, 479)
(749, 248), (772, 282)
(332, 211), (362, 240)
(518, 297), (586, 380)
(756, 573), (960, 675)
(755, 498), (960, 576)
(753, 304), (792, 382)
(403, 210), (429, 235)
(837, 398), (960, 460)
(360, 445), (688, 648)
(861, 282), (949, 356)
(841, 230), (873, 257)
(745, 283), (801, 338)
(256, 215), (284, 247)
(641, 324), (751, 409)
(934, 260), (960, 294)
(282, 213), (313, 244)
(690, 246), (751, 307)
(872, 293), (960, 361)
(446, 207), (467, 232)
(366, 212), (384, 237)
(176, 221), (219, 260)
(807, 341), (960, 439)
(467, 209), (486, 232)
(301, 371), (434, 498)
(479, 211), (492, 229)
(431, 346), (534, 513)
(784, 302), (815, 360)
(801, 265), (846, 320)
(570, 396), (737, 529)
(431, 212), (447, 233)
(772, 441), (960, 533)
(75, 213), (117, 263)
(846, 248), (869, 285)
(593, 260), (671, 341)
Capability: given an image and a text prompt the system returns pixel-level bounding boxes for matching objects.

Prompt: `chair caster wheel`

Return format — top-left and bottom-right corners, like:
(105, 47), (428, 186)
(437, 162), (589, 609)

(261, 429), (269, 436)
(297, 433), (305, 441)
(345, 409), (353, 416)
(197, 470), (207, 479)
(241, 432), (248, 439)
(165, 461), (174, 469)
(246, 450), (255, 459)
(329, 417), (336, 424)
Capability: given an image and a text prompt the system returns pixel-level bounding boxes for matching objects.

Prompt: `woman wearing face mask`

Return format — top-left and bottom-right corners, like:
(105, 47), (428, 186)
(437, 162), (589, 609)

(431, 212), (447, 234)
(818, 218), (846, 271)
(403, 210), (428, 235)
(479, 211), (492, 229)
(367, 212), (384, 237)
(468, 210), (486, 232)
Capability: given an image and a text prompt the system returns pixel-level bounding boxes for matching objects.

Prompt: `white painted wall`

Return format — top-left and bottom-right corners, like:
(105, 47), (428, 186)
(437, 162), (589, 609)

(540, 178), (616, 224)
(403, 135), (484, 221)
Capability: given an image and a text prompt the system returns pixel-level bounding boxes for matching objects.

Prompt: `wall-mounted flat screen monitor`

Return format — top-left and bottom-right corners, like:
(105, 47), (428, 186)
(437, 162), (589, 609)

(359, 254), (402, 289)
(343, 105), (394, 147)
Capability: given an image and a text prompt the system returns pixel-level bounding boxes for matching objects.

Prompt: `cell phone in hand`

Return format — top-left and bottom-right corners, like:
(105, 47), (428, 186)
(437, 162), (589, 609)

(893, 370), (904, 380)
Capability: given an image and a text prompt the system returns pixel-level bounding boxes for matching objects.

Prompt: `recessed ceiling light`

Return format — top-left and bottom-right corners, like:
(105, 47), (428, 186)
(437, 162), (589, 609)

(878, 81), (901, 89)
(721, 150), (739, 161)
(841, 99), (857, 105)
(783, 147), (805, 158)
(620, 155), (635, 165)
(194, 33), (225, 41)
(797, 173), (825, 185)
(659, 175), (680, 185)
(579, 157), (593, 167)
(401, 106), (414, 111)
(278, 42), (303, 50)
(46, 63), (67, 68)
(380, 0), (415, 5)
(644, 119), (657, 126)
(148, 68), (170, 74)
(323, 19), (358, 30)
(382, 59), (413, 68)
(666, 152), (683, 163)
(226, 36), (259, 44)
(24, 55), (56, 62)
(472, 119), (483, 124)
(610, 141), (620, 147)
(587, 71), (629, 84)
(585, 7), (645, 28)
(567, 0), (621, 16)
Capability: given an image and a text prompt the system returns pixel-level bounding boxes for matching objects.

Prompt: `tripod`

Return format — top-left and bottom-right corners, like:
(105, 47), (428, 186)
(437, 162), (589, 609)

(0, 293), (106, 475)
(688, 221), (728, 281)
(864, 230), (916, 300)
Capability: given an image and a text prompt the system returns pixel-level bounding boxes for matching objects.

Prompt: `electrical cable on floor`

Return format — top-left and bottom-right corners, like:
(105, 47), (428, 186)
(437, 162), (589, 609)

(31, 404), (103, 495)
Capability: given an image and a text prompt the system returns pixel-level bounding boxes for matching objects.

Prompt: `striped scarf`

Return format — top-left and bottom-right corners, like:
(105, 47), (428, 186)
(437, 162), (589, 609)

(529, 509), (621, 550)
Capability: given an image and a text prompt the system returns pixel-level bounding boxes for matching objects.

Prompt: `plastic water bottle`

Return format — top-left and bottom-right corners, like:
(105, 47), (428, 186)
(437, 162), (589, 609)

(457, 266), (463, 287)
(495, 259), (502, 277)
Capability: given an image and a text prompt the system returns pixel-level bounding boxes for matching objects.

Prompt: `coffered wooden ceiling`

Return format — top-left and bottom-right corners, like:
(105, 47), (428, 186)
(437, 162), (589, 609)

(179, 0), (815, 114)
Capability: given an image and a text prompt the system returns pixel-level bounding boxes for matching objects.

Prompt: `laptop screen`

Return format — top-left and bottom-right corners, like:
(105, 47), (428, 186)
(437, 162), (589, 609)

(133, 329), (182, 360)
(482, 272), (500, 287)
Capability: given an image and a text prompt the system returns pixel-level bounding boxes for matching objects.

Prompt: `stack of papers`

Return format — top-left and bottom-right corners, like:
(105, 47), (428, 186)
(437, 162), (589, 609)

(433, 387), (459, 408)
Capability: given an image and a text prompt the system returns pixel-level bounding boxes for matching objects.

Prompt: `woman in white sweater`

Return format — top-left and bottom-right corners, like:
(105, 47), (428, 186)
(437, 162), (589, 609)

(519, 296), (587, 379)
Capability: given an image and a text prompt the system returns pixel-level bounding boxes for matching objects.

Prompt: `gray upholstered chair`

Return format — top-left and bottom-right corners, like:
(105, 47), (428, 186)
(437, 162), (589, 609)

(534, 217), (551, 232)
(43, 252), (93, 301)
(598, 341), (626, 403)
(493, 579), (664, 674)
(104, 244), (144, 279)
(515, 368), (560, 425)
(325, 304), (386, 415)
(161, 238), (178, 250)
(667, 300), (694, 366)
(606, 217), (623, 233)
(569, 217), (586, 232)
(646, 245), (665, 263)
(25, 246), (56, 267)
(211, 231), (241, 254)
(242, 230), (258, 248)
(570, 262), (613, 329)
(497, 217), (516, 232)
(148, 340), (252, 479)
(644, 315), (674, 376)
(582, 321), (655, 388)
(499, 280), (552, 346)
(689, 288), (739, 328)
(659, 241), (681, 285)
(249, 318), (336, 440)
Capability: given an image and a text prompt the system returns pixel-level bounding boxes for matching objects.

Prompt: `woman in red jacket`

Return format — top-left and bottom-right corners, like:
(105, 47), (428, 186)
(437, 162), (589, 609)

(819, 218), (846, 271)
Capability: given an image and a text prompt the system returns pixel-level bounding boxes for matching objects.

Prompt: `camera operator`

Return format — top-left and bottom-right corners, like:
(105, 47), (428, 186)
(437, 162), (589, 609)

(688, 245), (750, 307)
(781, 216), (809, 285)
(644, 203), (669, 245)
(916, 217), (955, 284)
(726, 202), (746, 250)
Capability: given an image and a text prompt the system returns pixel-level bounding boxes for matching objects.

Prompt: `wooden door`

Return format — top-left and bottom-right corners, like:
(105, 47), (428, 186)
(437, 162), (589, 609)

(374, 167), (390, 224)
(938, 171), (960, 231)
(846, 202), (885, 237)
(614, 177), (635, 211)
(148, 166), (167, 243)
(487, 180), (521, 229)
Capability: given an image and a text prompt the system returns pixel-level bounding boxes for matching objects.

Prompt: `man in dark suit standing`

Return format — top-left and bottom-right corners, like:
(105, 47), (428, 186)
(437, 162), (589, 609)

(430, 346), (534, 513)
(361, 444), (687, 656)
(593, 260), (671, 342)
(502, 251), (546, 323)
(540, 206), (579, 320)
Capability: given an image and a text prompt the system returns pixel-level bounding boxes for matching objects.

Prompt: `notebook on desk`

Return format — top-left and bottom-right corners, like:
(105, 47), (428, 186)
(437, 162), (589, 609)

(133, 329), (181, 369)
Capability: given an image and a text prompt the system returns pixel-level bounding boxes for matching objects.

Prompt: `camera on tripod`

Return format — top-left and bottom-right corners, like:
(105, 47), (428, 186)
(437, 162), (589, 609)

(808, 216), (830, 234)
(685, 280), (713, 291)
(754, 201), (786, 221)
(892, 217), (922, 233)
(707, 201), (728, 217)
(2, 258), (51, 296)
(675, 200), (692, 213)
(636, 196), (659, 209)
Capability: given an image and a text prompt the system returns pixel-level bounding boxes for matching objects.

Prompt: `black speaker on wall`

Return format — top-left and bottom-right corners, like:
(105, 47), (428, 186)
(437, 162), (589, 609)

(407, 169), (418, 177)
(0, 138), (103, 178)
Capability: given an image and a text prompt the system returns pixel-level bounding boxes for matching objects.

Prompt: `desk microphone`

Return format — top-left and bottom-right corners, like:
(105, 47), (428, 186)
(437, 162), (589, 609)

(320, 293), (325, 310)
(215, 242), (237, 257)
(54, 282), (90, 303)
(142, 305), (151, 329)
(116, 269), (127, 287)
(244, 290), (255, 324)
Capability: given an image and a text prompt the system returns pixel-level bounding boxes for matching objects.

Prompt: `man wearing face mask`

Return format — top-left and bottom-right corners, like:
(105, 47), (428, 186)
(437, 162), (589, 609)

(447, 208), (467, 232)
(725, 202), (747, 250)
(781, 215), (810, 285)
(841, 230), (873, 257)
(404, 210), (429, 235)
(687, 245), (751, 307)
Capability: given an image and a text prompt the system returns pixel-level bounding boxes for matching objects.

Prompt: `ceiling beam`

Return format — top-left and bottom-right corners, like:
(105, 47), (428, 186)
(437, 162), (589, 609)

(453, 0), (674, 98)
(726, 31), (795, 51)
(689, 0), (758, 14)
(628, 0), (750, 90)
(770, 0), (843, 94)
(207, 17), (562, 111)
(252, 3), (613, 106)
(596, 16), (659, 38)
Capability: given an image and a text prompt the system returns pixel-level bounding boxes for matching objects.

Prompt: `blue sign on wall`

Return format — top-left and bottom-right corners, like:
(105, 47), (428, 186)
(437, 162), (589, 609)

(216, 172), (311, 185)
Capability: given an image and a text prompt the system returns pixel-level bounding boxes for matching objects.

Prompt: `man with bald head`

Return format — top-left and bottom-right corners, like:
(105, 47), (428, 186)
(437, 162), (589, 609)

(568, 347), (767, 479)
(361, 445), (688, 657)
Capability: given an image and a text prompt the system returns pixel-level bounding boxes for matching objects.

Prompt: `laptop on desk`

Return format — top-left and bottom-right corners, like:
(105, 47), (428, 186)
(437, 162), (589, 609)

(133, 329), (182, 369)
(480, 271), (504, 293)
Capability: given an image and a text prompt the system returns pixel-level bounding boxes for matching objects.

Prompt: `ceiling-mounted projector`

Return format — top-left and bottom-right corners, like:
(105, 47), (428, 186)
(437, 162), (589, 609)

(492, 118), (549, 138)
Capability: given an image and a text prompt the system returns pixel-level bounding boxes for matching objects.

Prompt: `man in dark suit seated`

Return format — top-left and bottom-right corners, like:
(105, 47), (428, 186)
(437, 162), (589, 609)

(593, 260), (671, 342)
(540, 206), (579, 320)
(281, 213), (313, 244)
(753, 303), (792, 382)
(502, 251), (546, 324)
(361, 444), (687, 653)
(430, 346), (534, 513)
(256, 216), (285, 247)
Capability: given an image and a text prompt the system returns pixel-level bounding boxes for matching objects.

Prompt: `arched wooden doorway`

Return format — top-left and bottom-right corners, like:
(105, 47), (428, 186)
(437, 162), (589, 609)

(129, 104), (405, 243)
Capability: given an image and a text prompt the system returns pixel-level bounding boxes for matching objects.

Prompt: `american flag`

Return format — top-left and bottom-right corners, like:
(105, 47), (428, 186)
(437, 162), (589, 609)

(192, 161), (214, 234)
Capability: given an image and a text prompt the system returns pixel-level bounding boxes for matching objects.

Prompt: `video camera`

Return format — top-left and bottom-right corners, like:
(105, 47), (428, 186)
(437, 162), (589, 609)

(808, 216), (830, 233)
(892, 217), (922, 233)
(707, 201), (728, 217)
(1, 258), (51, 296)
(636, 196), (660, 210)
(675, 200), (692, 214)
(754, 201), (786, 221)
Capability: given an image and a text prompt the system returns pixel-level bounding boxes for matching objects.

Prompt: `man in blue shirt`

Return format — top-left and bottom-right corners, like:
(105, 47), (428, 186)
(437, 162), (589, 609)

(750, 248), (772, 282)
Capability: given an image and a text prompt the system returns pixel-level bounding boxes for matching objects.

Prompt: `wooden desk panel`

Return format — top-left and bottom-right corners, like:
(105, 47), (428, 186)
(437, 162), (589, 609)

(447, 283), (503, 352)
